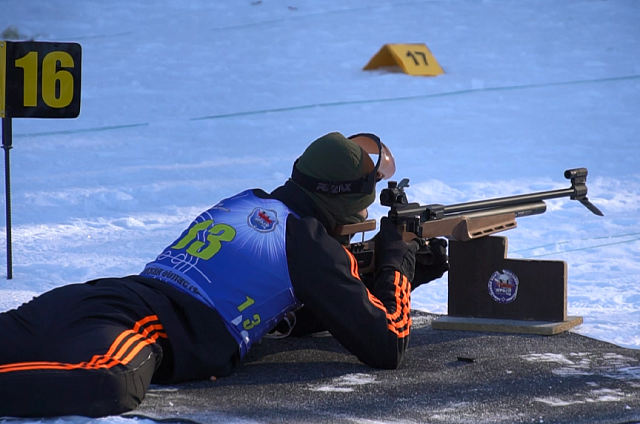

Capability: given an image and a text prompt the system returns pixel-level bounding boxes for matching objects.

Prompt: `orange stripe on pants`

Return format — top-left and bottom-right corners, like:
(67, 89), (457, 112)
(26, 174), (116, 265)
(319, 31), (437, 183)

(0, 315), (167, 374)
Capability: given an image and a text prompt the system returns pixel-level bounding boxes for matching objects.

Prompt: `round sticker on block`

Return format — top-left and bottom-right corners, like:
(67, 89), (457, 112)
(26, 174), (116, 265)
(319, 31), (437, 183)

(488, 269), (519, 304)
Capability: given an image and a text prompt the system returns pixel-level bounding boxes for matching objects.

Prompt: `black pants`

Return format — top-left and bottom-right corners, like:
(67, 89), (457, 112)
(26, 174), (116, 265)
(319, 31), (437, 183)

(0, 279), (167, 418)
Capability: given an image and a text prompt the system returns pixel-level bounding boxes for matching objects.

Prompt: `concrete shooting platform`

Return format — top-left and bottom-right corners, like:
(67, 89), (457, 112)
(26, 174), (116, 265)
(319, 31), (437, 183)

(131, 311), (640, 424)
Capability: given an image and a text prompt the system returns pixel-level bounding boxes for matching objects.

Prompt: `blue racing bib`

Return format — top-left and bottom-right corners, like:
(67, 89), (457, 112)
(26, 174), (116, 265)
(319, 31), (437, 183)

(141, 190), (301, 357)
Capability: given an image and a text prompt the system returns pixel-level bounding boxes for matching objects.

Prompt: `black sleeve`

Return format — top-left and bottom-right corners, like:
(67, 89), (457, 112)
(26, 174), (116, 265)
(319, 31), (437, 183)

(286, 216), (411, 369)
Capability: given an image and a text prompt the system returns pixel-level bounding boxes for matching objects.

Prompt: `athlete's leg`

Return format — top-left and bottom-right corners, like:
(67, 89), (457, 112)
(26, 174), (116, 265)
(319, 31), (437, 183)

(0, 281), (167, 417)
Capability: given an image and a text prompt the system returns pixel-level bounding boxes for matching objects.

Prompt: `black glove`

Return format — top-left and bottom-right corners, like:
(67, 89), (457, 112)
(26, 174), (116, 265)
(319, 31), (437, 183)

(375, 217), (420, 282)
(412, 237), (449, 291)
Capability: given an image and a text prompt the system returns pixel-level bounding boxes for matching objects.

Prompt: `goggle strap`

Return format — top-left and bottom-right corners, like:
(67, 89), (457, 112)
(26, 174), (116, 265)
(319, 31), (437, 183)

(291, 159), (376, 195)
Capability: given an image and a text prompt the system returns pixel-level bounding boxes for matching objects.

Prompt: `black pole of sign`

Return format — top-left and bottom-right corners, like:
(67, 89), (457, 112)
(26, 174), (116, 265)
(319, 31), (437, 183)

(2, 117), (12, 279)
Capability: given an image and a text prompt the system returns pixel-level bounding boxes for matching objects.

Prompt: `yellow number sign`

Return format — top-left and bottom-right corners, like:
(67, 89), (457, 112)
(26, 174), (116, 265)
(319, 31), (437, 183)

(363, 43), (444, 77)
(0, 41), (81, 118)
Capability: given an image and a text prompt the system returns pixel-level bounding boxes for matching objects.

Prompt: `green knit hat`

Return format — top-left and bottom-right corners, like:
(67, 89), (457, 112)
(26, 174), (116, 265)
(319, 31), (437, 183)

(291, 132), (377, 230)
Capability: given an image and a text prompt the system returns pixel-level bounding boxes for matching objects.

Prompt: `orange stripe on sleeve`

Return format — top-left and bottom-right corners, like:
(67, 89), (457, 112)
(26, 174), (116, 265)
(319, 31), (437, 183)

(342, 246), (361, 280)
(342, 245), (412, 338)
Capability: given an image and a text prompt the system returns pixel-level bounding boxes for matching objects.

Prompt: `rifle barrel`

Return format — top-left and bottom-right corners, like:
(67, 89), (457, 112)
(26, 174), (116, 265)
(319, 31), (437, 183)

(450, 201), (547, 219)
(443, 187), (574, 215)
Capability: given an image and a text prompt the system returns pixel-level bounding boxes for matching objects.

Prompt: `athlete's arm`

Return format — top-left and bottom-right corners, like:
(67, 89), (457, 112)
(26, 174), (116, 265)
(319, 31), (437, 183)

(286, 216), (411, 369)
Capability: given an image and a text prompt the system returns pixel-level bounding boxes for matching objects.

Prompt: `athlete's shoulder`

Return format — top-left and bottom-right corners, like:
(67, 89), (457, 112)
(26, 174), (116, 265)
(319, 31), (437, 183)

(286, 214), (330, 243)
(284, 215), (351, 275)
(250, 188), (271, 199)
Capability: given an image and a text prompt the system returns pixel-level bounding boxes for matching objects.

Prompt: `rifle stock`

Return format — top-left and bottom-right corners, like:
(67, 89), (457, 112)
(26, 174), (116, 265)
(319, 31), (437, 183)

(340, 168), (602, 276)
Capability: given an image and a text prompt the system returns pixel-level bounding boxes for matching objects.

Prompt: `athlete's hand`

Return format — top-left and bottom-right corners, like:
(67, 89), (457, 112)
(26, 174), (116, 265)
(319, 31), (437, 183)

(374, 217), (420, 282)
(412, 238), (449, 291)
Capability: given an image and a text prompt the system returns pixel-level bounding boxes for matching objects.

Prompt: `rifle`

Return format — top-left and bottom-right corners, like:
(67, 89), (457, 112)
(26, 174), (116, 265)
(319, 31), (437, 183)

(338, 168), (603, 275)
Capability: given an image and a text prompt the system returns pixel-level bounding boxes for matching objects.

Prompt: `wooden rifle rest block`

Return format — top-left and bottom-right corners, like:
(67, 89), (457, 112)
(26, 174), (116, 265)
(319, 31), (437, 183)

(432, 236), (582, 335)
(431, 316), (583, 335)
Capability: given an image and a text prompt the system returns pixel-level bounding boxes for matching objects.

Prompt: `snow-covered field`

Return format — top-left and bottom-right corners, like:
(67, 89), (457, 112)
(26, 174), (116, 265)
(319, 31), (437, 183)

(0, 0), (639, 421)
